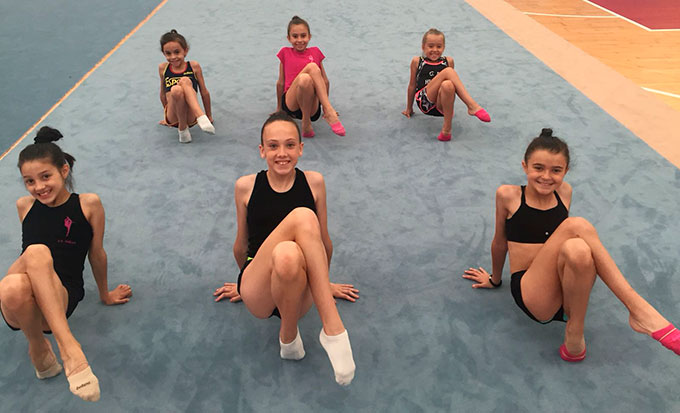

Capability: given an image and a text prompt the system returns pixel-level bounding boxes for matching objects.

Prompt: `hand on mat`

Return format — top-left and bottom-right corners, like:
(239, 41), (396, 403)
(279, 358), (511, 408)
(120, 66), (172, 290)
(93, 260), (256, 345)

(104, 284), (132, 305)
(331, 283), (359, 302)
(462, 267), (494, 289)
(159, 119), (170, 127)
(401, 108), (413, 118)
(214, 282), (241, 302)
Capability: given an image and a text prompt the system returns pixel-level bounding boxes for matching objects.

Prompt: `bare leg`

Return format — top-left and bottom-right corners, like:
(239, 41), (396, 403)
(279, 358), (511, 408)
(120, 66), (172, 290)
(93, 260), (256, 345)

(176, 77), (205, 120)
(556, 238), (596, 354)
(166, 84), (189, 131)
(436, 80), (455, 136)
(523, 217), (669, 338)
(288, 74), (318, 136)
(240, 207), (343, 335)
(0, 272), (61, 375)
(424, 67), (482, 115)
(285, 63), (340, 126)
(0, 245), (100, 400)
(269, 241), (314, 343)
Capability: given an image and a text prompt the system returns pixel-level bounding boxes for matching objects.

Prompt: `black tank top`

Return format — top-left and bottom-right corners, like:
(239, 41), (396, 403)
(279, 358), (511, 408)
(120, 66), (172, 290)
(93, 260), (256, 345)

(22, 193), (93, 301)
(246, 169), (316, 258)
(415, 56), (449, 91)
(163, 61), (199, 92)
(505, 186), (568, 244)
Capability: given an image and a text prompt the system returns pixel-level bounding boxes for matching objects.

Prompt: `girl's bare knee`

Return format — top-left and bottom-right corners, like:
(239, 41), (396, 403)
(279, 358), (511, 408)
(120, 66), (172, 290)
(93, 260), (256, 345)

(272, 242), (305, 282)
(178, 77), (193, 87)
(297, 73), (313, 88)
(303, 62), (321, 74)
(0, 273), (34, 312)
(169, 85), (185, 99)
(23, 244), (53, 267)
(440, 80), (455, 95)
(560, 238), (594, 272)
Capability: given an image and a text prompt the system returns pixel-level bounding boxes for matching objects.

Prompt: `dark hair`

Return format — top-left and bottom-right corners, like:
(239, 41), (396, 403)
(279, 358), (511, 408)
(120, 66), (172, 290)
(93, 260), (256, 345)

(260, 112), (301, 144)
(160, 29), (188, 51)
(18, 126), (76, 190)
(422, 28), (445, 45)
(524, 128), (570, 168)
(287, 16), (310, 36)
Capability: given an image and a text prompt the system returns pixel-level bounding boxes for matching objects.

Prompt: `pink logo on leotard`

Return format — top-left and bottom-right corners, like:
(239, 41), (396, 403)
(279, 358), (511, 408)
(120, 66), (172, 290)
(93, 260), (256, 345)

(64, 216), (72, 238)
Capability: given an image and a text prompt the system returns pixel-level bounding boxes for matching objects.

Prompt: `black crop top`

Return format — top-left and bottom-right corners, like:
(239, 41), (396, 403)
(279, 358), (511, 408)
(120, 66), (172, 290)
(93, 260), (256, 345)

(246, 169), (316, 258)
(22, 193), (93, 301)
(505, 186), (568, 244)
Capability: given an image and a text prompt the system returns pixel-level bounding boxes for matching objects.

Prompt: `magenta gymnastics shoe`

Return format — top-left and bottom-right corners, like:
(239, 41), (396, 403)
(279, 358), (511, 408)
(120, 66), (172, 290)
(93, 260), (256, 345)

(559, 343), (586, 362)
(652, 324), (680, 355)
(437, 132), (452, 141)
(302, 130), (315, 138)
(473, 108), (491, 122)
(330, 122), (345, 136)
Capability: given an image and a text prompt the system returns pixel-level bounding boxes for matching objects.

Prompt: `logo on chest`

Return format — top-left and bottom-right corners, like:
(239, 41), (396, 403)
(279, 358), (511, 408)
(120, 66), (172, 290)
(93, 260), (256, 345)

(58, 216), (76, 245)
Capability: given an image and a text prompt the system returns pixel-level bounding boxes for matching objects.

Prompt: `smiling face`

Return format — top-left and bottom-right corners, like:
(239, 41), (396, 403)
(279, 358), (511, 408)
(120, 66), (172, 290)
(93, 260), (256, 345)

(260, 120), (303, 175)
(522, 149), (569, 195)
(287, 24), (311, 52)
(21, 159), (71, 207)
(162, 40), (188, 69)
(422, 34), (445, 62)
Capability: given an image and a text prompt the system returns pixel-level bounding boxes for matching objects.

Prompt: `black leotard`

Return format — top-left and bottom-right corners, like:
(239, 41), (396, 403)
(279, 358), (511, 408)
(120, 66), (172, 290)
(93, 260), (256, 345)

(163, 61), (198, 92)
(246, 168), (316, 258)
(22, 193), (93, 302)
(505, 186), (568, 244)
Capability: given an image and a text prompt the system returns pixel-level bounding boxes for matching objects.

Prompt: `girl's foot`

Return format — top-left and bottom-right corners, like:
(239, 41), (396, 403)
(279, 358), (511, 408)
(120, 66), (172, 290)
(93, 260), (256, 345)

(652, 324), (680, 355)
(301, 121), (315, 138)
(468, 106), (491, 122)
(437, 132), (451, 141)
(319, 329), (355, 386)
(178, 128), (192, 143)
(30, 339), (62, 379)
(67, 366), (100, 402)
(196, 115), (215, 134)
(323, 112), (345, 136)
(563, 322), (586, 356)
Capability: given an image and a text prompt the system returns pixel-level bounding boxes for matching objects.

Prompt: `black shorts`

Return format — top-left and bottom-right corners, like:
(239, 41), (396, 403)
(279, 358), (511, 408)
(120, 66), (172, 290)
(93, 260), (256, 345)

(1, 285), (81, 334)
(237, 258), (280, 319)
(281, 91), (322, 121)
(510, 270), (566, 324)
(415, 87), (443, 117)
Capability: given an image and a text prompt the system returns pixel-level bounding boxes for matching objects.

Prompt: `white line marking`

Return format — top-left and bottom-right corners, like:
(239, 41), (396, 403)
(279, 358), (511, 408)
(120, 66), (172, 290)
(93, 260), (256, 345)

(524, 12), (616, 18)
(643, 87), (680, 99)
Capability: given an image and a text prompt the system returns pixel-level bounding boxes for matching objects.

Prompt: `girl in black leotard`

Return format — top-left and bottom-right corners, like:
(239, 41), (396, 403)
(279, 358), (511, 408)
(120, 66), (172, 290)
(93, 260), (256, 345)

(213, 112), (357, 385)
(402, 28), (490, 141)
(0, 127), (132, 402)
(463, 128), (680, 361)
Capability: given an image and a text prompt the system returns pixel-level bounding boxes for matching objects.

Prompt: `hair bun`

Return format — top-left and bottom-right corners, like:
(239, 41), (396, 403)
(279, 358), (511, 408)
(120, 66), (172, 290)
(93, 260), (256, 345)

(34, 126), (63, 144)
(170, 29), (177, 33)
(540, 128), (553, 138)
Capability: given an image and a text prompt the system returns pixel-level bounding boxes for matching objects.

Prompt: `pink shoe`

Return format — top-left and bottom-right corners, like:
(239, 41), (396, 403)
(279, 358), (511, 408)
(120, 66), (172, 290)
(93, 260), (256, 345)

(473, 108), (491, 122)
(652, 324), (680, 355)
(437, 132), (452, 141)
(330, 121), (345, 136)
(302, 130), (315, 138)
(559, 343), (586, 362)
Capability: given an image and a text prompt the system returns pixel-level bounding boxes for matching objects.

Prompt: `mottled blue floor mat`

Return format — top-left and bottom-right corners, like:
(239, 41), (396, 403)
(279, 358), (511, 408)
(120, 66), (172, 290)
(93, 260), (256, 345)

(0, 0), (679, 411)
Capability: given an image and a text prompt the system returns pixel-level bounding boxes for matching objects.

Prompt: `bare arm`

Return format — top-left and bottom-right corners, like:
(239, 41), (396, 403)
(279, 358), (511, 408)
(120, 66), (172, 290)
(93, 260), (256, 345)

(192, 61), (212, 121)
(82, 194), (131, 305)
(158, 63), (168, 108)
(276, 63), (285, 112)
(319, 62), (330, 94)
(447, 56), (455, 70)
(490, 186), (511, 284)
(305, 171), (333, 266)
(402, 57), (419, 117)
(232, 175), (255, 268)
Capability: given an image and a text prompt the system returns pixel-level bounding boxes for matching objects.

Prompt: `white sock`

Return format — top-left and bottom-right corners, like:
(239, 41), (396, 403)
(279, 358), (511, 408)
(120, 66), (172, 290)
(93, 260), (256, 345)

(196, 115), (215, 134)
(280, 327), (305, 360)
(319, 329), (355, 386)
(178, 127), (192, 143)
(67, 366), (100, 402)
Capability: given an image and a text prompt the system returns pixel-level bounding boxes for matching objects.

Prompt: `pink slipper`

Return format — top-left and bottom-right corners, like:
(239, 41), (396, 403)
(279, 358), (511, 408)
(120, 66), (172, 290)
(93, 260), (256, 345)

(302, 130), (315, 138)
(437, 132), (452, 142)
(559, 343), (586, 362)
(652, 324), (680, 355)
(330, 122), (345, 136)
(473, 108), (491, 122)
